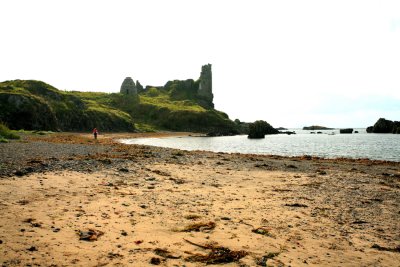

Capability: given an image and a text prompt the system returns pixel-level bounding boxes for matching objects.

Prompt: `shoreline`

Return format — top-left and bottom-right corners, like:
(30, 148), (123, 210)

(118, 132), (400, 164)
(0, 133), (399, 266)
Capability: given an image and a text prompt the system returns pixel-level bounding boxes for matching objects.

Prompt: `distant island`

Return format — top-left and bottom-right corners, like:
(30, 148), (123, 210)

(302, 125), (334, 130)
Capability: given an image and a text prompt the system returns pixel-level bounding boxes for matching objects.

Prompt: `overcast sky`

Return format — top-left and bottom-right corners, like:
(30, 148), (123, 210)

(1, 0), (399, 128)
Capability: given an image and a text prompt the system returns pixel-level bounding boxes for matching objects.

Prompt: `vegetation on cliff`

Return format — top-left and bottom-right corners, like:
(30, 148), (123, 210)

(0, 123), (20, 142)
(0, 80), (135, 132)
(0, 79), (237, 134)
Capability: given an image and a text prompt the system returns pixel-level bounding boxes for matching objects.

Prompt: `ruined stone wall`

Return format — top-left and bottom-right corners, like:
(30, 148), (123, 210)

(198, 64), (214, 107)
(120, 77), (137, 95)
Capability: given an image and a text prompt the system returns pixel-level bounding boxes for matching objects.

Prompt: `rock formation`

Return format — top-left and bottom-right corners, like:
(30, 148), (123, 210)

(197, 64), (214, 108)
(367, 118), (400, 134)
(340, 128), (353, 134)
(248, 120), (279, 139)
(120, 77), (137, 95)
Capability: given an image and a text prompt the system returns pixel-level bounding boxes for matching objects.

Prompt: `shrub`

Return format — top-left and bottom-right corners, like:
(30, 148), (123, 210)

(0, 122), (20, 140)
(147, 87), (160, 97)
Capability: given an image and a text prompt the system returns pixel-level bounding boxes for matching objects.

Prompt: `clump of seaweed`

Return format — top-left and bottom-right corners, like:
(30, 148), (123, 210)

(184, 239), (248, 264)
(284, 203), (308, 208)
(371, 244), (400, 253)
(252, 227), (274, 238)
(184, 214), (202, 220)
(154, 248), (181, 259)
(77, 229), (104, 241)
(256, 252), (280, 266)
(181, 221), (216, 232)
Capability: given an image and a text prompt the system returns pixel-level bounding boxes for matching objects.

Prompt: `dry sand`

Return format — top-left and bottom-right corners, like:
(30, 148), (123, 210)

(0, 133), (399, 266)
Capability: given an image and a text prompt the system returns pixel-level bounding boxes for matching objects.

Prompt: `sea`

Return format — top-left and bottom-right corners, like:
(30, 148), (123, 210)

(121, 129), (400, 162)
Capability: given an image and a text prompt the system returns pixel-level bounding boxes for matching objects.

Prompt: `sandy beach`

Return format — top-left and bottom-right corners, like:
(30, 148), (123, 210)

(0, 133), (399, 266)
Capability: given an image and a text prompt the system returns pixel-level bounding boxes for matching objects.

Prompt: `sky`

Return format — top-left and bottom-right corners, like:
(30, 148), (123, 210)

(1, 0), (399, 128)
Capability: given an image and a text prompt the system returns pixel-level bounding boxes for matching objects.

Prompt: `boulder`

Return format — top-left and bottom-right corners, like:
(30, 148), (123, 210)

(367, 118), (400, 134)
(340, 128), (353, 134)
(248, 120), (278, 139)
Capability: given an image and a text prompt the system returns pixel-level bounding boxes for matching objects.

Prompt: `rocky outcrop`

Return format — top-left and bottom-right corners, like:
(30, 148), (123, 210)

(340, 128), (353, 134)
(248, 120), (279, 139)
(367, 118), (400, 134)
(120, 77), (137, 95)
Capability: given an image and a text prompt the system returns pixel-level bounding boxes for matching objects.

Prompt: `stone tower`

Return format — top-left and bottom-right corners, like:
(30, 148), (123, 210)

(120, 77), (137, 95)
(198, 64), (213, 107)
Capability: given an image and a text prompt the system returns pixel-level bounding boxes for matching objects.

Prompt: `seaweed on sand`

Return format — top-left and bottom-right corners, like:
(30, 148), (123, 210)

(154, 248), (181, 259)
(371, 244), (400, 253)
(184, 238), (248, 264)
(181, 221), (216, 232)
(77, 229), (104, 241)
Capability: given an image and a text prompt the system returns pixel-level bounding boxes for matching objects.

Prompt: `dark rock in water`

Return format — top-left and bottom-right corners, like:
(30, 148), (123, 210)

(354, 131), (359, 133)
(207, 130), (237, 137)
(278, 131), (296, 135)
(367, 118), (400, 134)
(340, 128), (353, 134)
(248, 120), (278, 139)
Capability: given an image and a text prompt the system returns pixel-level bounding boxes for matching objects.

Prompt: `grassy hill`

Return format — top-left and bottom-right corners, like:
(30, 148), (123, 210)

(0, 80), (237, 134)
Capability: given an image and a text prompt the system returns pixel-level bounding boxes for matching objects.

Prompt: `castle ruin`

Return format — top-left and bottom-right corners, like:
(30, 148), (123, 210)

(120, 77), (137, 95)
(120, 64), (214, 107)
(198, 64), (214, 108)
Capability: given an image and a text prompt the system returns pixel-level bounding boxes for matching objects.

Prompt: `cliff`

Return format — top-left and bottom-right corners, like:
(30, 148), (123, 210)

(0, 80), (135, 132)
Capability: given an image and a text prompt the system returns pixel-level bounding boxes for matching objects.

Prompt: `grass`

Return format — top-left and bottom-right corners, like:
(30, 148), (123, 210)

(0, 123), (20, 140)
(1, 79), (237, 134)
(140, 94), (206, 112)
(134, 122), (160, 132)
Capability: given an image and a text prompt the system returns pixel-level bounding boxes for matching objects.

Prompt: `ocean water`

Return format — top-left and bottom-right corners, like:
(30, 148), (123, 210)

(121, 129), (400, 162)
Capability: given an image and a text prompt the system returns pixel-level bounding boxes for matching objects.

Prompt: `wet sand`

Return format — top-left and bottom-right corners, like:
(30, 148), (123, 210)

(0, 133), (399, 266)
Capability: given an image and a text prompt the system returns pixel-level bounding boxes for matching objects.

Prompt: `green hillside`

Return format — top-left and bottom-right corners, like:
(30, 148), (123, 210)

(0, 80), (134, 132)
(0, 79), (237, 134)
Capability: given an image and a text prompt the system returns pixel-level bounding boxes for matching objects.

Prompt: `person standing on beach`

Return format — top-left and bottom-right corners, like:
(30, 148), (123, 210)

(92, 128), (98, 140)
